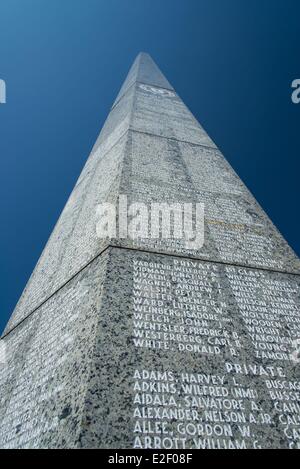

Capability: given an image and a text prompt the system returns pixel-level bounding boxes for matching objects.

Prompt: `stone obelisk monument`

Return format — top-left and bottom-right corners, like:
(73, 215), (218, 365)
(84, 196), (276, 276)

(1, 53), (300, 449)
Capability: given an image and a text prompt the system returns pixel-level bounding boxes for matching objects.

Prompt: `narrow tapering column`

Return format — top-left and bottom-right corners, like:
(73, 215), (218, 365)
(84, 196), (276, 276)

(0, 53), (299, 449)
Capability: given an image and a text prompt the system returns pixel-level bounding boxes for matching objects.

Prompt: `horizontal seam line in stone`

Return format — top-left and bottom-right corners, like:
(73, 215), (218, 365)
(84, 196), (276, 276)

(109, 244), (300, 277)
(3, 243), (299, 340)
(128, 127), (217, 151)
(1, 244), (112, 340)
(1, 133), (217, 337)
(110, 83), (218, 151)
(1, 129), (132, 337)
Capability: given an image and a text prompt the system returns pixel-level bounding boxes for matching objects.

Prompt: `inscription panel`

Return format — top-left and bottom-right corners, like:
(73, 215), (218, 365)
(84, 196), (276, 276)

(117, 131), (300, 274)
(81, 248), (300, 449)
(131, 84), (217, 148)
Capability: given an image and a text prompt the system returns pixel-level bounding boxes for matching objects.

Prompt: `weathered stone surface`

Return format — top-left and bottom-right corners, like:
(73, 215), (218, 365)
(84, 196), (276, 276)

(1, 53), (300, 449)
(80, 247), (300, 449)
(131, 83), (217, 148)
(0, 251), (109, 448)
(117, 130), (300, 273)
(2, 247), (300, 448)
(5, 54), (299, 336)
(4, 134), (127, 334)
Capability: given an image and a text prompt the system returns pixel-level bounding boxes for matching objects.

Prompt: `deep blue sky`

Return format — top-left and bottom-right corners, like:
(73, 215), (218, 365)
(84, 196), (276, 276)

(0, 0), (299, 333)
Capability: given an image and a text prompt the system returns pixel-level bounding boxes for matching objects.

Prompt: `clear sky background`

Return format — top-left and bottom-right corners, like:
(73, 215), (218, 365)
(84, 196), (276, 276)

(0, 0), (299, 333)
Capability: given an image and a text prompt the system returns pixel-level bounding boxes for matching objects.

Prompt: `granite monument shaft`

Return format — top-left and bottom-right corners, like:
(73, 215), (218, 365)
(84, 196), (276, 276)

(0, 53), (300, 449)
